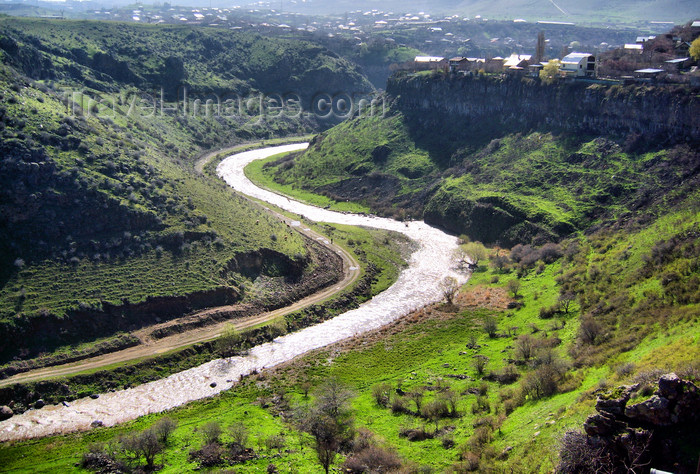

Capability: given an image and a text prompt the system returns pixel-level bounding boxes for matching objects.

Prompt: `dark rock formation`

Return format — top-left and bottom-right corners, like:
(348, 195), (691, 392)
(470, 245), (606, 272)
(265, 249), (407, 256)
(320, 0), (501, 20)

(388, 74), (700, 147)
(560, 373), (700, 474)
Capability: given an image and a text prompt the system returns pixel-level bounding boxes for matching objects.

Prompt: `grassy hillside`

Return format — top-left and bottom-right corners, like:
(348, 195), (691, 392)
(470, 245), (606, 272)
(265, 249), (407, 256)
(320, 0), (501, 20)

(1, 195), (697, 472)
(0, 18), (371, 104)
(264, 99), (699, 246)
(0, 18), (374, 364)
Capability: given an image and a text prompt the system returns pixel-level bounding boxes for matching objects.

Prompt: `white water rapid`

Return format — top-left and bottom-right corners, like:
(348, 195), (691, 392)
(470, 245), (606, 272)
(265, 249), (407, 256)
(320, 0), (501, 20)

(0, 143), (466, 442)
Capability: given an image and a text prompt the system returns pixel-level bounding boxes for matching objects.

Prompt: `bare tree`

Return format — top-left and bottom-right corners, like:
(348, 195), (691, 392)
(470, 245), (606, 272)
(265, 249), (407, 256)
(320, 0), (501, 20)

(153, 417), (177, 445)
(472, 355), (489, 376)
(558, 292), (575, 314)
(297, 379), (354, 474)
(483, 316), (498, 338)
(440, 276), (459, 305)
(121, 429), (163, 470)
(406, 388), (425, 413)
(490, 254), (510, 273)
(515, 334), (537, 361)
(506, 279), (521, 298)
(421, 399), (449, 433)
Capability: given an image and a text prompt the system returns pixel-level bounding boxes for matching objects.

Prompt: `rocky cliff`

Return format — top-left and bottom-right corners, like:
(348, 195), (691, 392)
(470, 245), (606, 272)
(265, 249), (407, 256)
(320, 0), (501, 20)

(559, 373), (700, 473)
(387, 74), (700, 148)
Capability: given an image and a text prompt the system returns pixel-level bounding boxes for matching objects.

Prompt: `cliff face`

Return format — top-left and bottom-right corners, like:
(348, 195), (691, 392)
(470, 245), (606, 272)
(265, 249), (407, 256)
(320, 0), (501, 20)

(387, 74), (700, 146)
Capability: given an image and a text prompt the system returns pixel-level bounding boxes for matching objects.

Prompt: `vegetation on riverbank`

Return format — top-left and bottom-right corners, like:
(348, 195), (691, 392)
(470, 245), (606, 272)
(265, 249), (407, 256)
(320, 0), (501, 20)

(0, 17), (372, 365)
(0, 223), (409, 413)
(3, 198), (697, 472)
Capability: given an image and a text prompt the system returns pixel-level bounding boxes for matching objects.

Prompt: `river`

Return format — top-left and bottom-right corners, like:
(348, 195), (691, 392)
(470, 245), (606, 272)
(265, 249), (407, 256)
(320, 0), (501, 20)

(0, 143), (466, 442)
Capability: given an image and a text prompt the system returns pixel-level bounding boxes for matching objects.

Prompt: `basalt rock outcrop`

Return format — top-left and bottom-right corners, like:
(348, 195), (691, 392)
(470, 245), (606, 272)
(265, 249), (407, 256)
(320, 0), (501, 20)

(562, 373), (700, 473)
(388, 74), (700, 147)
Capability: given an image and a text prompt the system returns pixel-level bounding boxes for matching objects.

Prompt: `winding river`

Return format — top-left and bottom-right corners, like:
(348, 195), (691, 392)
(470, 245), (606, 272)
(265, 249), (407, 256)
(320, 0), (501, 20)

(0, 143), (465, 442)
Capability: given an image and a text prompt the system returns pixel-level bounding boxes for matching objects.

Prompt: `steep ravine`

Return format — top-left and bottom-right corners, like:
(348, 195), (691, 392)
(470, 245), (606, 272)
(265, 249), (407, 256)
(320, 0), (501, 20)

(0, 144), (465, 442)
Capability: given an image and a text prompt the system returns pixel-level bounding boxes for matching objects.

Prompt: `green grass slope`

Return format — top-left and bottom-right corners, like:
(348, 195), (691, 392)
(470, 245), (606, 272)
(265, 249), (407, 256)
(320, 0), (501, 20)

(2, 196), (697, 473)
(0, 18), (375, 364)
(266, 104), (699, 247)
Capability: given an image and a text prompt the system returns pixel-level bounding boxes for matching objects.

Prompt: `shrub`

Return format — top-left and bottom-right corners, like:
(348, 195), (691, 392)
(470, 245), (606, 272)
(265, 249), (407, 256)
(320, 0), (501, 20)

(578, 317), (602, 345)
(229, 422), (249, 447)
(390, 396), (410, 415)
(264, 433), (286, 453)
(442, 436), (456, 449)
(471, 395), (491, 415)
(472, 355), (489, 376)
(343, 445), (402, 473)
(488, 364), (520, 384)
(200, 421), (222, 445)
(455, 451), (480, 472)
(372, 382), (392, 408)
(539, 305), (559, 319)
(189, 442), (224, 468)
(469, 425), (493, 450)
(557, 430), (603, 473)
(615, 362), (636, 378)
(153, 417), (177, 445)
(483, 316), (498, 338)
(217, 324), (244, 357)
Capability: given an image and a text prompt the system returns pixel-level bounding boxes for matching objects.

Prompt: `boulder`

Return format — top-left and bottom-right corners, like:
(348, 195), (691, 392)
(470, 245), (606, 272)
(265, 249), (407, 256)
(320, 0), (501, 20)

(596, 397), (627, 416)
(584, 412), (624, 436)
(657, 373), (682, 400)
(625, 395), (673, 426)
(0, 405), (13, 421)
(34, 399), (45, 409)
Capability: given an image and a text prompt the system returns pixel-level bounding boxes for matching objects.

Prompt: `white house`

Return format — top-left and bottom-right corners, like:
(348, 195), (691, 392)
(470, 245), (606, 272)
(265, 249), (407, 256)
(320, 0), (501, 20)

(414, 56), (448, 71)
(503, 53), (532, 69)
(560, 52), (596, 77)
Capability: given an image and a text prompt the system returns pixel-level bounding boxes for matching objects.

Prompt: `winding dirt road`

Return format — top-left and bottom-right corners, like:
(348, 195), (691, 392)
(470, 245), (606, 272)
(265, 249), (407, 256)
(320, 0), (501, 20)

(0, 143), (464, 442)
(0, 156), (359, 388)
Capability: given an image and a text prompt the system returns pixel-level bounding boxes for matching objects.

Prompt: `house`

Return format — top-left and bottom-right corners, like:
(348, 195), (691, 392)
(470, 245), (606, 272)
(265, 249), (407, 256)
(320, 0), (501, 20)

(484, 57), (504, 73)
(503, 53), (531, 69)
(528, 63), (544, 77)
(560, 52), (596, 77)
(634, 68), (665, 82)
(665, 57), (692, 72)
(449, 57), (470, 73)
(624, 44), (643, 53)
(635, 35), (656, 44)
(413, 56), (448, 71)
(448, 57), (483, 73)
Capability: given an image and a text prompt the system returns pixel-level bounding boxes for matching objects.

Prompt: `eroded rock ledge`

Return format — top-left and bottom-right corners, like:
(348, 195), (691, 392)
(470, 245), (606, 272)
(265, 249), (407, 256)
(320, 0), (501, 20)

(560, 373), (700, 474)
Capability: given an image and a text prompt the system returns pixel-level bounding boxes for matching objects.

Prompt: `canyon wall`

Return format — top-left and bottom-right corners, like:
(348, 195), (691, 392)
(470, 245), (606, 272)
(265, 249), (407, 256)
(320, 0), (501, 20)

(387, 73), (700, 146)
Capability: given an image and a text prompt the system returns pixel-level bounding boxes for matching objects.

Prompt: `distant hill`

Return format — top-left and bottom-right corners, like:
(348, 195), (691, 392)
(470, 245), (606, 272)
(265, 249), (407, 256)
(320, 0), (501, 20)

(273, 0), (697, 23)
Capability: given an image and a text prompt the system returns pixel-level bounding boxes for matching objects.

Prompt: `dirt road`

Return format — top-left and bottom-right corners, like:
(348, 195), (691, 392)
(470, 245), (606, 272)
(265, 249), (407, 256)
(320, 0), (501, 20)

(0, 155), (359, 388)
